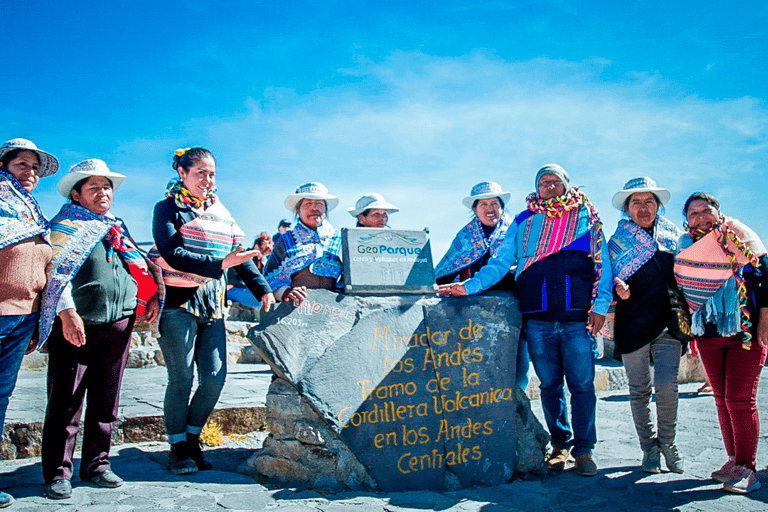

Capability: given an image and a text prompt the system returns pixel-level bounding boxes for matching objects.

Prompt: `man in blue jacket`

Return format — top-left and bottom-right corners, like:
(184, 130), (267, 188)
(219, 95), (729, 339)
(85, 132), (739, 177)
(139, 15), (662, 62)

(439, 164), (611, 476)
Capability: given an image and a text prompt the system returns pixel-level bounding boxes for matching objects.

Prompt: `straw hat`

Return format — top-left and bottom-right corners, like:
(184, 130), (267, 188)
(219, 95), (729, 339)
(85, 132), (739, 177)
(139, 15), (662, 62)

(284, 182), (339, 212)
(57, 159), (126, 198)
(0, 138), (59, 177)
(462, 182), (511, 209)
(347, 193), (399, 217)
(612, 177), (671, 211)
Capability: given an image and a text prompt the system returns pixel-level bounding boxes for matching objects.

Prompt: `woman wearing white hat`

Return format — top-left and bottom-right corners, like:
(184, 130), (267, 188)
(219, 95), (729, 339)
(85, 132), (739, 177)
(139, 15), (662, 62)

(0, 138), (58, 508)
(348, 193), (399, 228)
(151, 147), (274, 476)
(434, 181), (529, 390)
(39, 159), (164, 499)
(264, 182), (343, 303)
(608, 177), (685, 475)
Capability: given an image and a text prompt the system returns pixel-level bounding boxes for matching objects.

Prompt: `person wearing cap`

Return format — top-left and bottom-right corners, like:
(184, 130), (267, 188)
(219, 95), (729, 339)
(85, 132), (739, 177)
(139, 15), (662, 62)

(439, 164), (612, 477)
(38, 159), (164, 499)
(608, 177), (684, 475)
(0, 138), (58, 508)
(264, 182), (343, 303)
(434, 182), (529, 390)
(348, 193), (399, 228)
(150, 148), (274, 476)
(226, 232), (274, 308)
(272, 219), (292, 244)
(675, 193), (767, 494)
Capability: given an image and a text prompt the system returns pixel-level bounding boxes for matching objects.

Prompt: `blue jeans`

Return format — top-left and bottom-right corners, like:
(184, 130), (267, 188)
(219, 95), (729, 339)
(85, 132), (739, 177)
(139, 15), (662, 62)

(0, 312), (38, 427)
(516, 335), (530, 391)
(525, 319), (597, 456)
(158, 308), (226, 444)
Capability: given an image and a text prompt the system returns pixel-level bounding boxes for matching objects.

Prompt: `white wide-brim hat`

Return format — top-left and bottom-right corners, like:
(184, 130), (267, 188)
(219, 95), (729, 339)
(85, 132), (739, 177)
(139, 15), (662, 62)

(284, 182), (339, 212)
(347, 193), (399, 217)
(0, 138), (59, 177)
(57, 159), (126, 198)
(612, 176), (671, 211)
(462, 181), (512, 209)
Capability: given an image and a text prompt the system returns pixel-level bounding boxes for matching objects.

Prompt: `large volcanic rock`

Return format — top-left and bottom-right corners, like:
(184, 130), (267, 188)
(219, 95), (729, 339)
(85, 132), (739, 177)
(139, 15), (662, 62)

(244, 290), (548, 491)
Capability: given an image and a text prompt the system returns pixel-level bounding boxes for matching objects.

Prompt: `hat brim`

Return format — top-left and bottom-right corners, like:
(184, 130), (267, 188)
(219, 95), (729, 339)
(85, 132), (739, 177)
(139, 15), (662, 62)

(462, 191), (512, 209)
(0, 147), (59, 178)
(612, 187), (671, 211)
(347, 201), (399, 217)
(285, 193), (339, 213)
(57, 169), (127, 198)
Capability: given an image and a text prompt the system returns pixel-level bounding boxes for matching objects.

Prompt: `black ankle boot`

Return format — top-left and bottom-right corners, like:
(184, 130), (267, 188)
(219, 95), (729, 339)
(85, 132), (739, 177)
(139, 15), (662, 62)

(186, 433), (213, 471)
(168, 441), (198, 475)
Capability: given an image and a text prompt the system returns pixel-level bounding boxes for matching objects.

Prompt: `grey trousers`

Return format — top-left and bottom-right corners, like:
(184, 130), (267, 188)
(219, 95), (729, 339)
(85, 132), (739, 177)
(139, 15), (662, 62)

(621, 332), (682, 451)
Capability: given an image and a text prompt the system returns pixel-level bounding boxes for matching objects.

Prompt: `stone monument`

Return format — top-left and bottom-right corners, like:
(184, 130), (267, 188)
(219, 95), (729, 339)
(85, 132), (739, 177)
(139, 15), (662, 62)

(244, 289), (549, 490)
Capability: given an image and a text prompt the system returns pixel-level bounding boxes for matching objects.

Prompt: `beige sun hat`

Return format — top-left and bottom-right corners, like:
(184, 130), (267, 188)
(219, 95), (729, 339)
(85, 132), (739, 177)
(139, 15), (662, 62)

(284, 182), (339, 212)
(462, 181), (512, 209)
(612, 177), (671, 211)
(57, 159), (126, 199)
(0, 138), (59, 177)
(347, 193), (399, 217)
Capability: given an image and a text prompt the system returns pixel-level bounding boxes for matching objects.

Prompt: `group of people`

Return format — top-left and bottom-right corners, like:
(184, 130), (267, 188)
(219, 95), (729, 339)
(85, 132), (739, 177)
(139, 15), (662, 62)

(439, 167), (767, 495)
(0, 138), (764, 507)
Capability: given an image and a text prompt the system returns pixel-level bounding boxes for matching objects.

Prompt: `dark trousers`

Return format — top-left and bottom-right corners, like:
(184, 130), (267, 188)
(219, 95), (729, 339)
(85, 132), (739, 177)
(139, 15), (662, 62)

(42, 315), (134, 483)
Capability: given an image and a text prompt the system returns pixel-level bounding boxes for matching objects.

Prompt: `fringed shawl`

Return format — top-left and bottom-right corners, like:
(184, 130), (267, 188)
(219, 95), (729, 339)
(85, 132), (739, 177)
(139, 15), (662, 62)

(675, 217), (765, 346)
(266, 220), (342, 290)
(609, 216), (682, 282)
(0, 170), (49, 250)
(434, 213), (512, 280)
(39, 204), (164, 345)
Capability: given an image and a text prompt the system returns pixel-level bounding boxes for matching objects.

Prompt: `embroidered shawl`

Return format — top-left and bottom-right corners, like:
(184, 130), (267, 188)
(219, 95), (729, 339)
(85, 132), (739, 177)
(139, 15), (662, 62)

(435, 213), (512, 280)
(148, 198), (245, 288)
(39, 204), (164, 345)
(266, 220), (343, 290)
(609, 216), (682, 282)
(0, 170), (50, 250)
(675, 217), (765, 344)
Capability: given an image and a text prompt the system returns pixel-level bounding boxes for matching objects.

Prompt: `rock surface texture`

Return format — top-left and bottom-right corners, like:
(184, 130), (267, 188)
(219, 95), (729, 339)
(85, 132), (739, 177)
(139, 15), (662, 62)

(245, 290), (548, 491)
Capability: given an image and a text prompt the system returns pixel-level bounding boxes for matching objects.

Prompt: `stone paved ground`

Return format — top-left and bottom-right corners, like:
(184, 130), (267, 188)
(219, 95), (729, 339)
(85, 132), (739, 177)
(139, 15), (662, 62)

(2, 369), (768, 510)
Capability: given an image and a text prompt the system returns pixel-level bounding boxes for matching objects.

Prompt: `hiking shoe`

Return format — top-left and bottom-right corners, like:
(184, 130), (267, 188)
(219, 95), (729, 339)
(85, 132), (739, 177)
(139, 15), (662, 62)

(711, 457), (736, 483)
(82, 469), (123, 488)
(0, 491), (14, 508)
(660, 442), (684, 474)
(186, 434), (213, 471)
(168, 441), (198, 475)
(641, 446), (661, 474)
(546, 447), (572, 471)
(574, 454), (598, 477)
(724, 466), (761, 494)
(46, 479), (72, 500)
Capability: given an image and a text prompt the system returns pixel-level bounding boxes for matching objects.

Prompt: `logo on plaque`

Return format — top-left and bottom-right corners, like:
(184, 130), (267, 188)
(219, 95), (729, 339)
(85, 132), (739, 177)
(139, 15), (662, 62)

(342, 228), (437, 294)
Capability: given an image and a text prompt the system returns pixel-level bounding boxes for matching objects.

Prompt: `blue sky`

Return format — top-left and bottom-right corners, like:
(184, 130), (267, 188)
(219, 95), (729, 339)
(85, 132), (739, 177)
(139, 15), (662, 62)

(5, 0), (767, 258)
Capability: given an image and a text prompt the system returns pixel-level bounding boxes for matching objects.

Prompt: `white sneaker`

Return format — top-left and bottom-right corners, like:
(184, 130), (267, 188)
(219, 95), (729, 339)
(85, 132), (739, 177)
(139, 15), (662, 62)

(723, 466), (761, 494)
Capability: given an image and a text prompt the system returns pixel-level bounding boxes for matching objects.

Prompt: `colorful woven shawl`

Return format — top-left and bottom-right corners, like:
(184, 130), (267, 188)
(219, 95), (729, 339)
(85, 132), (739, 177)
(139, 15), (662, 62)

(39, 204), (163, 344)
(149, 198), (245, 288)
(674, 217), (765, 348)
(435, 213), (512, 280)
(0, 169), (50, 250)
(266, 220), (343, 290)
(518, 188), (604, 307)
(609, 216), (682, 282)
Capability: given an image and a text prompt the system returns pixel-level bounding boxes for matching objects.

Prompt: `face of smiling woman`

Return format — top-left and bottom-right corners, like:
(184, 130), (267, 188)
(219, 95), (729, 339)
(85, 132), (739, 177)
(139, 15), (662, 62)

(71, 176), (113, 215)
(4, 151), (41, 192)
(472, 197), (502, 227)
(178, 156), (216, 199)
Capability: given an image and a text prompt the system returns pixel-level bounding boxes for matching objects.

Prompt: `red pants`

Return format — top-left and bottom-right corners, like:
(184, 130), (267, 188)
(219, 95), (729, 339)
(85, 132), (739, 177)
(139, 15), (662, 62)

(697, 335), (767, 470)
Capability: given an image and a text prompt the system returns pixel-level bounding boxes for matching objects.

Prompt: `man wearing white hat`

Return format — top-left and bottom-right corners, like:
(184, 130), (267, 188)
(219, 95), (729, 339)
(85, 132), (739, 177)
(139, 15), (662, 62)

(440, 164), (612, 477)
(347, 193), (399, 228)
(264, 182), (343, 304)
